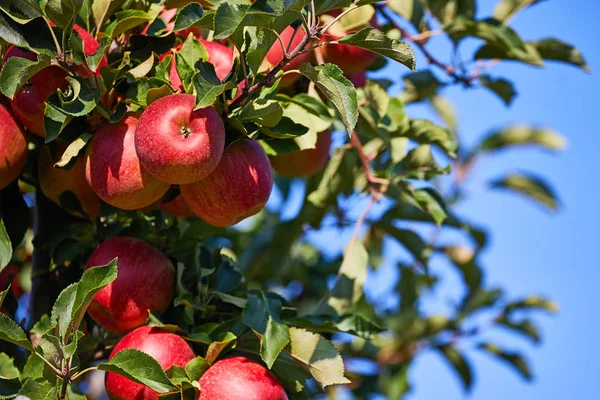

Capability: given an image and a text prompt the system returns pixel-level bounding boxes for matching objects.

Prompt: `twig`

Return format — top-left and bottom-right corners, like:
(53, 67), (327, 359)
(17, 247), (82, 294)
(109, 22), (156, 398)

(350, 133), (389, 199)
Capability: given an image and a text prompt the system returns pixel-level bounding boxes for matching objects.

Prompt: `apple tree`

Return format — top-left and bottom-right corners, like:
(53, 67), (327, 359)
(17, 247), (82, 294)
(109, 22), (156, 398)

(0, 0), (587, 398)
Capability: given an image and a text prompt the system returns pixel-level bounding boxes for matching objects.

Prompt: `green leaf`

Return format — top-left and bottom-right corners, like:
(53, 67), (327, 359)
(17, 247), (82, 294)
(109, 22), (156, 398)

(477, 125), (566, 154)
(478, 343), (532, 380)
(127, 54), (155, 79)
(205, 331), (237, 364)
(0, 54), (52, 99)
(192, 62), (230, 109)
(399, 70), (443, 103)
(490, 172), (559, 211)
(530, 38), (590, 71)
(174, 2), (204, 32)
(0, 0), (41, 24)
(285, 314), (384, 340)
(437, 345), (472, 390)
(382, 225), (429, 266)
(50, 258), (117, 340)
(337, 27), (416, 71)
(427, 0), (476, 23)
(299, 63), (358, 134)
(0, 219), (10, 272)
(288, 328), (350, 388)
(105, 10), (153, 38)
(504, 296), (558, 313)
(496, 317), (540, 343)
(400, 119), (457, 156)
(16, 379), (56, 399)
(98, 349), (178, 393)
(316, 239), (368, 316)
(0, 313), (31, 350)
(91, 0), (111, 30)
(51, 76), (102, 117)
(238, 99), (283, 127)
(478, 75), (517, 106)
(43, 102), (72, 143)
(54, 133), (93, 168)
(184, 356), (209, 382)
(0, 353), (19, 380)
(242, 291), (290, 368)
(461, 288), (501, 315)
(213, 3), (249, 39)
(493, 0), (542, 21)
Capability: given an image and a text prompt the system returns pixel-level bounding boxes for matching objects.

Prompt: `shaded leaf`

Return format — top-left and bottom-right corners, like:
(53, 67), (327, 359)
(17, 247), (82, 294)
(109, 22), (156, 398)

(0, 312), (31, 350)
(490, 172), (559, 210)
(493, 0), (543, 21)
(478, 125), (566, 153)
(531, 38), (590, 71)
(479, 75), (517, 106)
(54, 133), (92, 168)
(174, 2), (204, 32)
(478, 343), (532, 380)
(437, 345), (472, 390)
(0, 54), (51, 99)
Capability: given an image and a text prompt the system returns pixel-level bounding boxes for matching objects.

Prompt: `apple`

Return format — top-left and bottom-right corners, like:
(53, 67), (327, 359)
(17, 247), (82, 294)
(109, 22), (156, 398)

(85, 237), (175, 334)
(181, 139), (273, 227)
(349, 71), (367, 88)
(0, 102), (27, 190)
(3, 47), (69, 137)
(159, 193), (195, 217)
(0, 264), (23, 299)
(86, 115), (170, 210)
(264, 26), (312, 87)
(160, 39), (234, 92)
(198, 356), (288, 400)
(270, 130), (332, 178)
(105, 326), (195, 400)
(72, 24), (109, 77)
(38, 144), (102, 218)
(135, 94), (225, 184)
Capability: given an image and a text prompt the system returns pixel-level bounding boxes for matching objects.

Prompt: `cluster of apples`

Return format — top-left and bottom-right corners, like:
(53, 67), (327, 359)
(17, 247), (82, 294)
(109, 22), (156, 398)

(84, 236), (286, 399)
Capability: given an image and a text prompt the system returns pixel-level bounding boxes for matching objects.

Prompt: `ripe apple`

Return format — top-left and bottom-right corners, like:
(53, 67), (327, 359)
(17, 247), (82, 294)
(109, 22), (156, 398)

(349, 71), (367, 88)
(270, 130), (332, 178)
(135, 94), (225, 184)
(181, 139), (273, 227)
(105, 326), (195, 400)
(264, 26), (312, 87)
(85, 237), (175, 334)
(38, 144), (102, 218)
(0, 102), (27, 190)
(160, 39), (234, 91)
(3, 47), (69, 137)
(198, 356), (288, 400)
(72, 24), (109, 77)
(0, 264), (22, 299)
(159, 193), (194, 217)
(86, 115), (170, 210)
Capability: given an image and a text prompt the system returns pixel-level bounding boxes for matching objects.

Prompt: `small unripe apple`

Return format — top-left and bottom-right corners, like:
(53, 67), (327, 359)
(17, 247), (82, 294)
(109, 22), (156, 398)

(270, 130), (332, 178)
(72, 25), (108, 77)
(159, 194), (195, 217)
(105, 326), (195, 400)
(198, 356), (288, 400)
(86, 115), (170, 210)
(3, 47), (69, 137)
(38, 144), (102, 218)
(135, 94), (225, 184)
(264, 26), (312, 87)
(0, 102), (27, 190)
(181, 139), (273, 227)
(86, 237), (175, 334)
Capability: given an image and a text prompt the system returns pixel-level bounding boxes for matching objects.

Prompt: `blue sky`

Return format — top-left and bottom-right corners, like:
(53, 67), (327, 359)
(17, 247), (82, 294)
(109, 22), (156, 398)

(361, 1), (599, 399)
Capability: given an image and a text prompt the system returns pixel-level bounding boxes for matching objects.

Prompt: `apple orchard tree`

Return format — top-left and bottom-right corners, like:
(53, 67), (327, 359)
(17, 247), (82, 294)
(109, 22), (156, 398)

(0, 0), (587, 399)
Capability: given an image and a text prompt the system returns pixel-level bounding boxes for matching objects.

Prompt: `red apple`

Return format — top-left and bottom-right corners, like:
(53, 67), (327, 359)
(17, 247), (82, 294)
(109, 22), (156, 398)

(159, 194), (194, 217)
(105, 326), (195, 400)
(349, 71), (367, 88)
(160, 39), (234, 92)
(198, 356), (288, 400)
(0, 264), (23, 299)
(85, 237), (175, 334)
(3, 47), (69, 137)
(264, 26), (312, 88)
(38, 144), (102, 218)
(86, 115), (170, 210)
(269, 130), (332, 177)
(135, 94), (225, 184)
(181, 139), (273, 227)
(0, 102), (27, 190)
(72, 24), (109, 77)
(321, 32), (377, 75)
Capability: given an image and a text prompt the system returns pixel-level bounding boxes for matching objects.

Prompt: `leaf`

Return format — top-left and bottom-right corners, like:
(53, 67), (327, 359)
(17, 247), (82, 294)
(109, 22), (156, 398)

(285, 314), (384, 340)
(496, 317), (540, 343)
(238, 99), (283, 127)
(477, 125), (566, 153)
(504, 296), (558, 313)
(479, 75), (517, 106)
(0, 54), (51, 99)
(461, 288), (502, 315)
(105, 10), (153, 38)
(437, 345), (472, 390)
(530, 38), (590, 71)
(50, 258), (117, 340)
(0, 219), (10, 272)
(91, 0), (111, 30)
(184, 356), (209, 382)
(478, 343), (532, 380)
(174, 2), (204, 32)
(299, 63), (358, 134)
(337, 27), (416, 71)
(400, 119), (457, 156)
(205, 332), (237, 364)
(0, 353), (19, 379)
(192, 62), (230, 109)
(382, 225), (429, 266)
(242, 291), (290, 368)
(0, 312), (31, 350)
(427, 0), (477, 23)
(128, 54), (155, 79)
(54, 133), (92, 168)
(400, 70), (443, 103)
(288, 328), (350, 388)
(43, 102), (72, 143)
(0, 0), (41, 24)
(490, 172), (559, 211)
(15, 379), (57, 399)
(213, 3), (250, 39)
(493, 0), (543, 21)
(316, 239), (368, 316)
(98, 349), (178, 393)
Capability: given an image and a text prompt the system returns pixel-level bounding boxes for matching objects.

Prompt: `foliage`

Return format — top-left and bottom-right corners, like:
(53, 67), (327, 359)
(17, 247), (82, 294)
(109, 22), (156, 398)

(0, 0), (585, 398)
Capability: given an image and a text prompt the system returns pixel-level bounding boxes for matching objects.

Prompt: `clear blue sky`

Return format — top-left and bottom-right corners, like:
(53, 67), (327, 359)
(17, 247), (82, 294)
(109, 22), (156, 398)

(362, 1), (599, 399)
